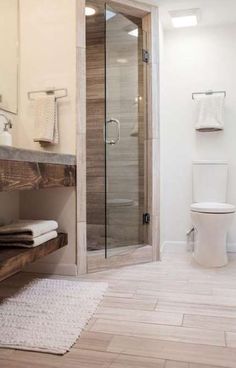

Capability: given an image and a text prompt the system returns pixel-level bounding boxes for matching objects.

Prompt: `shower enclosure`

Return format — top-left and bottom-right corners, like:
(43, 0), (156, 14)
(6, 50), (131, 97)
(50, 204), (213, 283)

(86, 1), (152, 268)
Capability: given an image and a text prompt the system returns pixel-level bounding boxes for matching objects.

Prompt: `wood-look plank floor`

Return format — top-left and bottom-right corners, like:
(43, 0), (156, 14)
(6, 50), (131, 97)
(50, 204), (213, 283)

(1, 245), (236, 367)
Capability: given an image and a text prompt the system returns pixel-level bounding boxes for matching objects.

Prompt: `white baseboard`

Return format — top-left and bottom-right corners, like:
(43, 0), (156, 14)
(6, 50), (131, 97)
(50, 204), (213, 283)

(161, 241), (236, 254)
(24, 263), (78, 276)
(161, 241), (186, 254)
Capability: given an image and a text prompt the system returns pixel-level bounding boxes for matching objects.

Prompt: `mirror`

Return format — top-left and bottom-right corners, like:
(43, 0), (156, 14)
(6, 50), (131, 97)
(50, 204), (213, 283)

(0, 0), (19, 114)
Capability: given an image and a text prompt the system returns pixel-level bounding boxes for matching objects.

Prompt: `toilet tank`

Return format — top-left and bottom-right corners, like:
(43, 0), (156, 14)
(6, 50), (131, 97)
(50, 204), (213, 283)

(192, 161), (228, 203)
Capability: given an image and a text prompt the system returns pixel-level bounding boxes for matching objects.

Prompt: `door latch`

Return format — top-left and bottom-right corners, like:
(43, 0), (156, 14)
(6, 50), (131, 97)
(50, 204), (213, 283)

(143, 213), (151, 224)
(142, 49), (149, 63)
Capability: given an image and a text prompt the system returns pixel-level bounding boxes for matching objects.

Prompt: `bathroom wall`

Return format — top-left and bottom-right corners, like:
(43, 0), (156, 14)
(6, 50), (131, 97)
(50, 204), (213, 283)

(0, 192), (19, 226)
(20, 188), (77, 275)
(17, 0), (77, 155)
(160, 22), (236, 248)
(16, 0), (78, 274)
(0, 0), (78, 276)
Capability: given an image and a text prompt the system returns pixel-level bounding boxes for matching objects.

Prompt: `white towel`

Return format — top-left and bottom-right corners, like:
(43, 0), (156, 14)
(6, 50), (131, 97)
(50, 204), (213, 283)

(0, 231), (58, 248)
(33, 95), (59, 144)
(195, 95), (225, 131)
(0, 220), (58, 238)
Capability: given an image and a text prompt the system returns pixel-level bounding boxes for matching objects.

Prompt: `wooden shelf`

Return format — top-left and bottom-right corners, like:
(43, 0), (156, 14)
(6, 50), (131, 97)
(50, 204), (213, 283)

(0, 233), (68, 282)
(0, 159), (76, 192)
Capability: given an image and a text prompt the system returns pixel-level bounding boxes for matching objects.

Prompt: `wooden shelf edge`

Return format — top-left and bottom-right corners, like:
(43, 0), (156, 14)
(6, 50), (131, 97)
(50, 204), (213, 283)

(0, 233), (68, 282)
(0, 160), (76, 192)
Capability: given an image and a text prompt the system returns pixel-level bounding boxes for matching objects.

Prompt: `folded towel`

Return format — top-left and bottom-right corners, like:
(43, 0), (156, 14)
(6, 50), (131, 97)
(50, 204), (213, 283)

(33, 95), (59, 144)
(0, 231), (58, 248)
(195, 95), (225, 131)
(0, 220), (58, 238)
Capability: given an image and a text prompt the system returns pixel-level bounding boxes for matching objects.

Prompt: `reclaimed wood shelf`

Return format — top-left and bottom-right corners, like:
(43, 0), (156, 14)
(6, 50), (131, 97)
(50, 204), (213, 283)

(0, 233), (68, 282)
(0, 146), (76, 192)
(0, 160), (76, 192)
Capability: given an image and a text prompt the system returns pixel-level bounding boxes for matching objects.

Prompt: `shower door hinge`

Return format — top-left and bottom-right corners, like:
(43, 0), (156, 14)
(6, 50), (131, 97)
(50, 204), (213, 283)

(143, 213), (151, 224)
(142, 49), (149, 63)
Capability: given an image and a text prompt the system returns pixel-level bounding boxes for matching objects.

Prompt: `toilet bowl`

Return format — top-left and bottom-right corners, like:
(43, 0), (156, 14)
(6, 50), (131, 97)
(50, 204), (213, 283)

(191, 161), (235, 267)
(191, 202), (235, 267)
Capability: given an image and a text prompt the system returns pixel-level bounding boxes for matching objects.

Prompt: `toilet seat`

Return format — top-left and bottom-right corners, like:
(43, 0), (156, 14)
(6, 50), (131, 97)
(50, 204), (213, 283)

(191, 202), (235, 214)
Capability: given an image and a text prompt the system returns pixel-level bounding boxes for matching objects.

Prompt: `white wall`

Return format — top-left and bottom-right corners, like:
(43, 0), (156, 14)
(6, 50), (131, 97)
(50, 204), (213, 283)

(161, 23), (236, 246)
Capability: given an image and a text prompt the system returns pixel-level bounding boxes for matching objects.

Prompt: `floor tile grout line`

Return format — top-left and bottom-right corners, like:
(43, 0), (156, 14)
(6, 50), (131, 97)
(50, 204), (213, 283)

(224, 331), (228, 347)
(153, 297), (159, 311)
(89, 328), (226, 348)
(92, 316), (184, 328)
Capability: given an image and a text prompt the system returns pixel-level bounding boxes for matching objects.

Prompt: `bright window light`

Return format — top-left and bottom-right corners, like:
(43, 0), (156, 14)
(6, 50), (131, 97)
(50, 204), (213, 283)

(85, 7), (96, 16)
(170, 9), (200, 28)
(128, 28), (138, 37)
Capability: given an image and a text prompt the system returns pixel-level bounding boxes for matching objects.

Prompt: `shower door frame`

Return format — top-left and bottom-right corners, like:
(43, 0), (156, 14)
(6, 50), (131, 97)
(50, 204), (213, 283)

(76, 0), (160, 274)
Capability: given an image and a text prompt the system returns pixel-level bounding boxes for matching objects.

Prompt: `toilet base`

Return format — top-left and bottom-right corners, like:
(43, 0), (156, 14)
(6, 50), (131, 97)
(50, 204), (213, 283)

(193, 243), (228, 268)
(191, 211), (234, 268)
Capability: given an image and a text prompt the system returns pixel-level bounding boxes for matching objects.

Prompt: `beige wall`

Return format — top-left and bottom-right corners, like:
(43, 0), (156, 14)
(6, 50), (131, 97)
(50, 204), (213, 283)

(0, 0), (78, 276)
(16, 0), (77, 155)
(20, 188), (77, 275)
(0, 192), (19, 226)
(17, 0), (77, 275)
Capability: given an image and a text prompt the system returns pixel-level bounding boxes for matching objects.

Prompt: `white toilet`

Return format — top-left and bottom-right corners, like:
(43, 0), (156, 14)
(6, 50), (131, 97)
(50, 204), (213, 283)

(191, 161), (235, 267)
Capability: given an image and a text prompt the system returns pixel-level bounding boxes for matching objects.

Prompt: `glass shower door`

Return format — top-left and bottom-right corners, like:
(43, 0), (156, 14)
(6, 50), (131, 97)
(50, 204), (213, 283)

(105, 5), (146, 257)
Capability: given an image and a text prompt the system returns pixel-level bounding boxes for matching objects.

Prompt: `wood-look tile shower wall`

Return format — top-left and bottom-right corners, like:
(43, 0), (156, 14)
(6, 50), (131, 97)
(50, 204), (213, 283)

(86, 10), (106, 251)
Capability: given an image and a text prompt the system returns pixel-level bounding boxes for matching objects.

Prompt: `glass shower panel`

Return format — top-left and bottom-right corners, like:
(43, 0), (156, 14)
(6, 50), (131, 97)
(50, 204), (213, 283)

(105, 5), (146, 257)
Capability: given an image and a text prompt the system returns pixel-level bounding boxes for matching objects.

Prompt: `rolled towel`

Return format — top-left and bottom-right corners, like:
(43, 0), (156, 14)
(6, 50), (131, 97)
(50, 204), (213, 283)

(0, 231), (58, 248)
(0, 220), (58, 238)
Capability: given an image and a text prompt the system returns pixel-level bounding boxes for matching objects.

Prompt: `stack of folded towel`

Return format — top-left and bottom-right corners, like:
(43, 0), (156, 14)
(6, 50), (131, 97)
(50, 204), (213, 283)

(0, 220), (58, 248)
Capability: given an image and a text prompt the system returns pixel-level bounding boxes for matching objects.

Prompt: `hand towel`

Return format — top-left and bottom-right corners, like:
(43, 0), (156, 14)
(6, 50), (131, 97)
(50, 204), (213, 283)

(0, 231), (58, 248)
(0, 220), (58, 238)
(33, 95), (59, 144)
(195, 95), (225, 131)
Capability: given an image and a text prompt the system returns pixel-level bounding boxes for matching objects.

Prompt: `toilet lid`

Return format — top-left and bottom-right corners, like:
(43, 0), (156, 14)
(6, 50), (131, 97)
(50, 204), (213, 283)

(191, 202), (235, 214)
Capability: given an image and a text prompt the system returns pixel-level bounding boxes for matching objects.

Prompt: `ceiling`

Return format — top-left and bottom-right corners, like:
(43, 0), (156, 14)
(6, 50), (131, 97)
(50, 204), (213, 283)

(157, 0), (236, 30)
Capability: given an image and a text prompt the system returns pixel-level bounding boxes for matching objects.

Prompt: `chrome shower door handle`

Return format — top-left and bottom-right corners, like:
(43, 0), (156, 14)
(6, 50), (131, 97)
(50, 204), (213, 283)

(105, 118), (120, 145)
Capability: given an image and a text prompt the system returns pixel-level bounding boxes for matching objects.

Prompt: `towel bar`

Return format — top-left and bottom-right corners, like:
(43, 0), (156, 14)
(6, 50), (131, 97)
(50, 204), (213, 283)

(28, 88), (68, 101)
(192, 90), (226, 100)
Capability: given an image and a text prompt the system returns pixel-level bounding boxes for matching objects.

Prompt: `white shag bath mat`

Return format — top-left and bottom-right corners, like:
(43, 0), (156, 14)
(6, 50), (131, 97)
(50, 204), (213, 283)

(0, 278), (107, 354)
